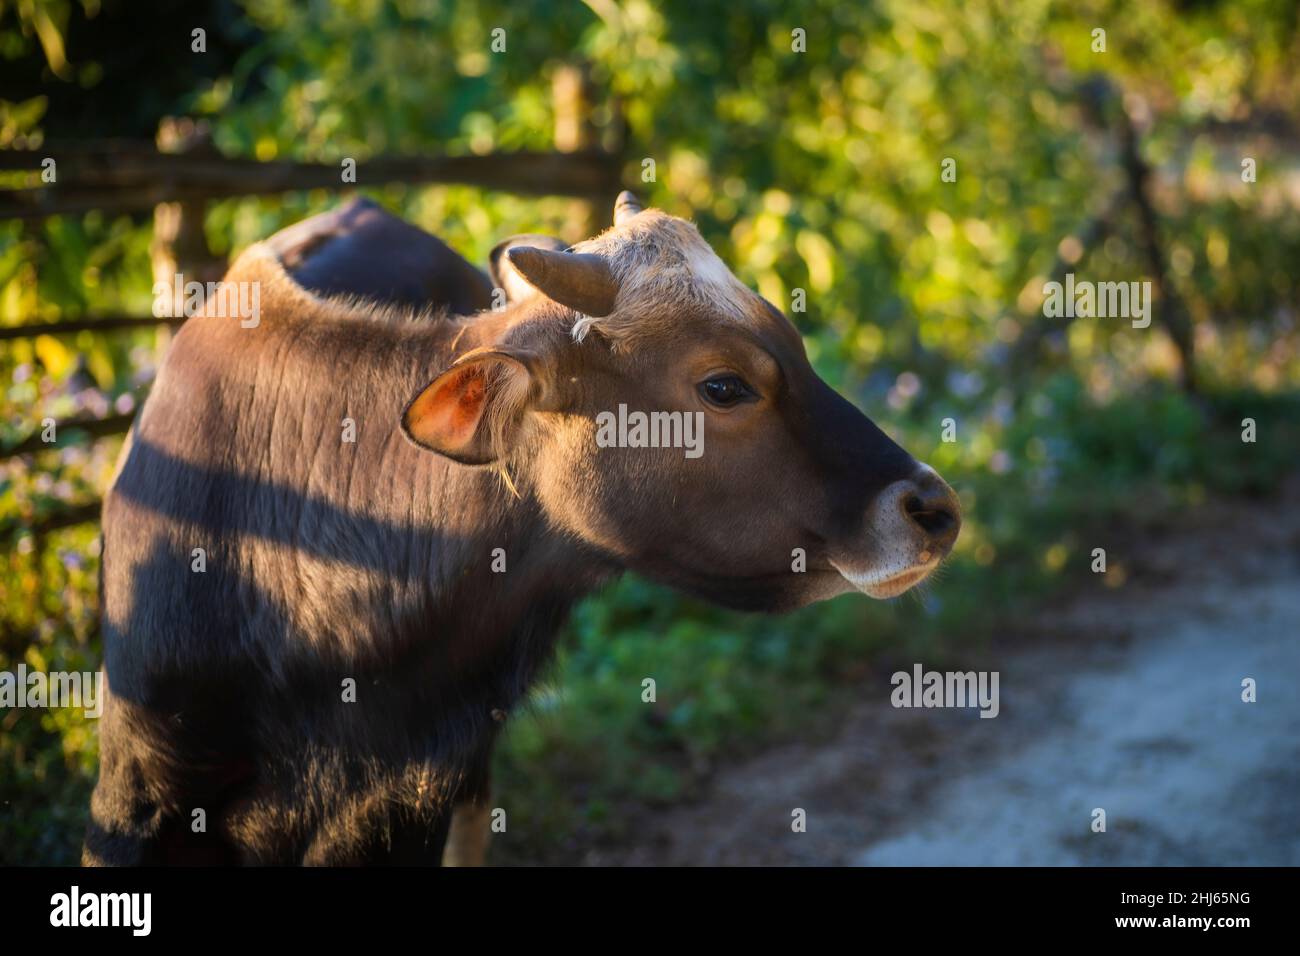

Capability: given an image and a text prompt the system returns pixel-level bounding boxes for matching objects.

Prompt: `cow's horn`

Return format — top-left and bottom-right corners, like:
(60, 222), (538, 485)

(613, 190), (643, 226)
(504, 247), (619, 317)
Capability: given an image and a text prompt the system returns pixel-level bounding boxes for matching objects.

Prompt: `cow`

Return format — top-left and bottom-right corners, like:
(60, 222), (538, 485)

(84, 191), (960, 865)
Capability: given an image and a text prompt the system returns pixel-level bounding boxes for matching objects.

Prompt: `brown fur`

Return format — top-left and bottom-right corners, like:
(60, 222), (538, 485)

(86, 199), (959, 865)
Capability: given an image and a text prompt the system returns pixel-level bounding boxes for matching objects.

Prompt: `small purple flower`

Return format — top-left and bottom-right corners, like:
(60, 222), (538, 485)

(76, 389), (110, 417)
(60, 446), (87, 467)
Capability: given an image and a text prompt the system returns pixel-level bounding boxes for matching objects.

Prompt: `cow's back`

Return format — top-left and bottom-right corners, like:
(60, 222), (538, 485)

(99, 233), (476, 708)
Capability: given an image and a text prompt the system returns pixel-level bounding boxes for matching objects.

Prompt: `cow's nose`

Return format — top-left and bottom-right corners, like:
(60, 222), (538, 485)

(898, 468), (961, 553)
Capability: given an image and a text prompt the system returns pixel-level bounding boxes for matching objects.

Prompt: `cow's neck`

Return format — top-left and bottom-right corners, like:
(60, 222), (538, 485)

(307, 314), (616, 721)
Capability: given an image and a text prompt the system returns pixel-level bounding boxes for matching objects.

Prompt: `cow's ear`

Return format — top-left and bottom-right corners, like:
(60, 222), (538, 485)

(402, 348), (537, 465)
(489, 234), (568, 304)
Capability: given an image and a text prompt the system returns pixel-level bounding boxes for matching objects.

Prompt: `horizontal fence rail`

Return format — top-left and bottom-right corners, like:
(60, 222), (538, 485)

(2, 501), (103, 541)
(0, 315), (185, 340)
(2, 411), (137, 459)
(0, 145), (623, 220)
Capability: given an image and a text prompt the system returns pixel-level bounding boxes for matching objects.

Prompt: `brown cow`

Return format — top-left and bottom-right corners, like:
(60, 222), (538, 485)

(84, 192), (959, 865)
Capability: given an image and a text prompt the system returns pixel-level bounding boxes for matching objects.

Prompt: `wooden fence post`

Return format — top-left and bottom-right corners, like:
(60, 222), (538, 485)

(1009, 76), (1196, 395)
(553, 64), (606, 240)
(151, 118), (224, 347)
(1115, 94), (1197, 393)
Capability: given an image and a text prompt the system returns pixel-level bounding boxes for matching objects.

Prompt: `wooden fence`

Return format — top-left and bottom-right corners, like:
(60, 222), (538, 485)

(1, 65), (623, 540)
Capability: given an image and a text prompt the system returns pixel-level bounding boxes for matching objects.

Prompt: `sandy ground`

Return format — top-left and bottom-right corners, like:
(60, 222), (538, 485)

(583, 479), (1300, 866)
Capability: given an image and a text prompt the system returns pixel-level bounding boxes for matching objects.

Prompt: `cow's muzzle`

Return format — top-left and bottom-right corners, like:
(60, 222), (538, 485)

(831, 464), (962, 598)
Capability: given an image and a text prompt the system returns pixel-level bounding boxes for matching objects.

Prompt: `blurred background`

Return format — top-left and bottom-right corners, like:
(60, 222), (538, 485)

(1, 0), (1298, 866)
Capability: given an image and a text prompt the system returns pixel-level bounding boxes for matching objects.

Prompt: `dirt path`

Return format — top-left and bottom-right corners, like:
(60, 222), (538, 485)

(583, 480), (1300, 866)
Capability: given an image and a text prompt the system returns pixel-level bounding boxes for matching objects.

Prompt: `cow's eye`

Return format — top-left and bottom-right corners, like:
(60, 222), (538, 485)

(698, 375), (753, 407)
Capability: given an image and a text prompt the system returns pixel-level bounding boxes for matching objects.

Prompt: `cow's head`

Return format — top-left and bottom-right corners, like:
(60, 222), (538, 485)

(403, 192), (960, 610)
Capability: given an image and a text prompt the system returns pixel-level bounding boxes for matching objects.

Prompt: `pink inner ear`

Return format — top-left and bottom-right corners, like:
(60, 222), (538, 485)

(410, 365), (489, 450)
